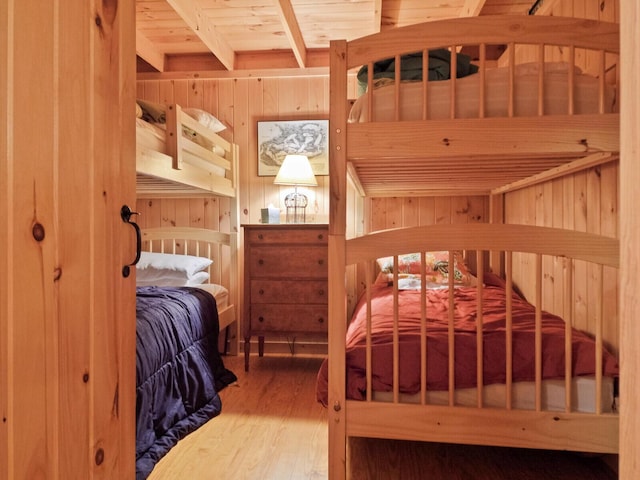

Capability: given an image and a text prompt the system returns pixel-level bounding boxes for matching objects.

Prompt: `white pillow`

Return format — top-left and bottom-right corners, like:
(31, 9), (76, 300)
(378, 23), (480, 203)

(136, 252), (212, 286)
(183, 108), (227, 133)
(186, 271), (210, 286)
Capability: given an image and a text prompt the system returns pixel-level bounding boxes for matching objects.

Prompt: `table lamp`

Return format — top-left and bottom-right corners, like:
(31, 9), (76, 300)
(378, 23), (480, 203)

(273, 154), (318, 223)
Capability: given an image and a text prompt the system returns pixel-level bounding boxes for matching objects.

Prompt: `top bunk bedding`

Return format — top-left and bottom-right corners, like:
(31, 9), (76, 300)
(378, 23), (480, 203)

(349, 61), (616, 123)
(136, 100), (238, 198)
(330, 16), (620, 197)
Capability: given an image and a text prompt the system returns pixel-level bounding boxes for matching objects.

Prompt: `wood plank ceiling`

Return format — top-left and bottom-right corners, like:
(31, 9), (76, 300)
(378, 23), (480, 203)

(136, 0), (541, 74)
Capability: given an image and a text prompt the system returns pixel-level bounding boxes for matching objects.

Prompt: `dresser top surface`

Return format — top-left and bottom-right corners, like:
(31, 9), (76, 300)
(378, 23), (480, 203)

(242, 224), (328, 230)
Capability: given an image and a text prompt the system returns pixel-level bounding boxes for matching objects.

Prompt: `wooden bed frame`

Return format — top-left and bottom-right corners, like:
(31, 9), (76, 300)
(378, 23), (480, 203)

(136, 103), (239, 198)
(140, 226), (239, 354)
(327, 16), (620, 479)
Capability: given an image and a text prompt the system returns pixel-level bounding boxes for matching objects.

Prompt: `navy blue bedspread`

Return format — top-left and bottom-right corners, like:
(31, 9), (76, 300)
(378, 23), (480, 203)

(136, 286), (237, 479)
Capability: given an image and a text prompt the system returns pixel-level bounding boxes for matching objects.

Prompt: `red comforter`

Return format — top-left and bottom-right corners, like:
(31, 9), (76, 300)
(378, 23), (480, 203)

(317, 283), (618, 406)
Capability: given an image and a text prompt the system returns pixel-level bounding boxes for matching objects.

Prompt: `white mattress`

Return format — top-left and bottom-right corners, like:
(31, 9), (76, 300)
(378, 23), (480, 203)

(136, 117), (166, 151)
(349, 62), (617, 123)
(372, 376), (617, 414)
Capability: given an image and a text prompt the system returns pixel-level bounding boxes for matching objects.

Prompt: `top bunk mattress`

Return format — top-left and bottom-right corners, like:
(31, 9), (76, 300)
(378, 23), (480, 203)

(349, 62), (616, 123)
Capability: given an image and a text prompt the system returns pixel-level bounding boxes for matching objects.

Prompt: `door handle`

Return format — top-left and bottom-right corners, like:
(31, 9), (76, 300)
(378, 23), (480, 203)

(121, 205), (141, 278)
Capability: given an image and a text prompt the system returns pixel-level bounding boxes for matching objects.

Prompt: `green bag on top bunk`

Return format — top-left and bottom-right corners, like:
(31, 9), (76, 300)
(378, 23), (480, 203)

(356, 49), (479, 96)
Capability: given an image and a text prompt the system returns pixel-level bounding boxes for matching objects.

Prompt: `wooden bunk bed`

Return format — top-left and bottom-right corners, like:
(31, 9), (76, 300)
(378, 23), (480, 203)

(136, 226), (239, 479)
(325, 16), (620, 479)
(140, 226), (238, 334)
(136, 101), (239, 198)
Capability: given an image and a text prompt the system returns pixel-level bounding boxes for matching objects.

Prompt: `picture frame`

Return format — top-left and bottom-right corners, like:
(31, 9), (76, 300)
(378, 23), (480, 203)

(257, 119), (329, 176)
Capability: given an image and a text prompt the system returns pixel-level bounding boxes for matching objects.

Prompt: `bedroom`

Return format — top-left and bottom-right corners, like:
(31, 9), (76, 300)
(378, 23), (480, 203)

(2, 0), (639, 479)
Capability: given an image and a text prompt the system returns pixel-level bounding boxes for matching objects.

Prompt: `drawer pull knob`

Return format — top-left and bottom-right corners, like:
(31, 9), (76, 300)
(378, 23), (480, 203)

(318, 234), (324, 240)
(259, 289), (265, 295)
(318, 259), (324, 265)
(258, 234), (264, 240)
(258, 259), (264, 265)
(317, 317), (325, 324)
(318, 289), (325, 296)
(258, 316), (265, 323)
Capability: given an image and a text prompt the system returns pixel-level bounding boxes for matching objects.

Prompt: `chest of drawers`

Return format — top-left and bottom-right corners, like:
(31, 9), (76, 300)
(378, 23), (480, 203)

(242, 224), (328, 371)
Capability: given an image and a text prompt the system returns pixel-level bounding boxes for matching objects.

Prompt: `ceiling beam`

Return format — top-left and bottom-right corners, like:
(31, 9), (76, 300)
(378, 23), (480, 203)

(136, 30), (165, 72)
(460, 0), (488, 17)
(274, 0), (307, 68)
(166, 0), (236, 70)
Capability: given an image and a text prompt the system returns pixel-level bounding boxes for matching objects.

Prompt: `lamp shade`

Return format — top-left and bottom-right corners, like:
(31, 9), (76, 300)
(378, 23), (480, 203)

(273, 154), (318, 186)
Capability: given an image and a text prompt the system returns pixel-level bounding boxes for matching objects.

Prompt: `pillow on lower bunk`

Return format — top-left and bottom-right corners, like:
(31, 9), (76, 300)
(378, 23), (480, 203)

(376, 251), (472, 287)
(136, 252), (212, 286)
(185, 271), (210, 286)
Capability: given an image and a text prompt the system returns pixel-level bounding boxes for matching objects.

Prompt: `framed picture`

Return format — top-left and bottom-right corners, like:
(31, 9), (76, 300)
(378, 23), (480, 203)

(257, 119), (329, 176)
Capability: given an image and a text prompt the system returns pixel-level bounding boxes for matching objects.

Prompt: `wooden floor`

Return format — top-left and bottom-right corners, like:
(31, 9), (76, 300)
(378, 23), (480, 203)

(148, 353), (617, 480)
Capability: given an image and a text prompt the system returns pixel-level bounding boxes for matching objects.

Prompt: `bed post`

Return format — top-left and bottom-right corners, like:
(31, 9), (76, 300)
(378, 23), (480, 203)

(228, 153), (240, 355)
(328, 38), (348, 480)
(488, 193), (505, 276)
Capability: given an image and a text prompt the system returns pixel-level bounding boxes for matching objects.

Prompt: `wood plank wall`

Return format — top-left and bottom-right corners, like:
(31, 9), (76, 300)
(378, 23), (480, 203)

(135, 0), (618, 234)
(358, 3), (620, 270)
(136, 75), (360, 228)
(136, 0), (619, 351)
(502, 0), (620, 353)
(135, 75), (360, 350)
(367, 196), (488, 232)
(359, 0), (620, 352)
(504, 162), (619, 354)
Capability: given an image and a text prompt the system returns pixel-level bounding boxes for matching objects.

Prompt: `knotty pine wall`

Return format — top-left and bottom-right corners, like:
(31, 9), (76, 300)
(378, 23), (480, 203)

(135, 0), (618, 236)
(504, 161), (620, 355)
(362, 0), (620, 353)
(135, 75), (359, 353)
(367, 196), (489, 232)
(502, 0), (620, 353)
(135, 0), (620, 353)
(136, 75), (362, 229)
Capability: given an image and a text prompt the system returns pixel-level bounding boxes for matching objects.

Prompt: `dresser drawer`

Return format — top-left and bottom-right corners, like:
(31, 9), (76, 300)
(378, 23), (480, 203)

(249, 304), (328, 334)
(246, 228), (327, 245)
(247, 247), (327, 278)
(250, 279), (327, 304)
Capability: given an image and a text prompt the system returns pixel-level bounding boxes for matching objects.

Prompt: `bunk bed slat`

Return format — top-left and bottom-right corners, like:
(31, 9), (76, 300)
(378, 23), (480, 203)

(136, 102), (238, 198)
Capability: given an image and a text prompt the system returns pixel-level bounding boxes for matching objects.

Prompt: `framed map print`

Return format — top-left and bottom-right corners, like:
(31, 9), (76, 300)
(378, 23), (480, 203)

(257, 119), (329, 176)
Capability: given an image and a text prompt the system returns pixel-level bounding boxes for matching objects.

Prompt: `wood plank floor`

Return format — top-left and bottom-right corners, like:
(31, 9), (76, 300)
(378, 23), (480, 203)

(147, 354), (617, 480)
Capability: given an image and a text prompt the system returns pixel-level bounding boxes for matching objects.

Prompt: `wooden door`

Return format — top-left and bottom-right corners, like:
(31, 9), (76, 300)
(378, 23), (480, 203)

(0, 1), (137, 478)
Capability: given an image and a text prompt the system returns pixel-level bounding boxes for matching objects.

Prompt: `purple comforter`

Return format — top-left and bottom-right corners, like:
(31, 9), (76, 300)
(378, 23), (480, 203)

(136, 286), (236, 479)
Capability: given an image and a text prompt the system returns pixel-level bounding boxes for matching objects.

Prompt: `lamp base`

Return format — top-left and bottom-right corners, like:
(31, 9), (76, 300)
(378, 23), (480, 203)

(284, 192), (308, 224)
